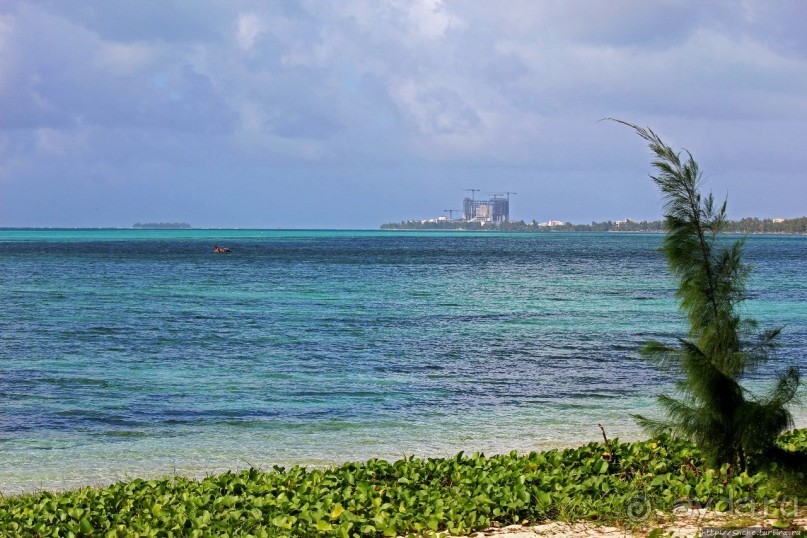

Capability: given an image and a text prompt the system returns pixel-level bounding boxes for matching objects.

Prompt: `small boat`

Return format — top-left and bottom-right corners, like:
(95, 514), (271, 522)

(213, 245), (231, 253)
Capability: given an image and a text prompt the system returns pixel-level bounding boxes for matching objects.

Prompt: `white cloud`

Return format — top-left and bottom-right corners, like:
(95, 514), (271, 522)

(236, 100), (265, 134)
(389, 79), (480, 135)
(94, 42), (154, 75)
(398, 0), (463, 39)
(236, 13), (265, 51)
(0, 13), (17, 96)
(35, 127), (88, 156)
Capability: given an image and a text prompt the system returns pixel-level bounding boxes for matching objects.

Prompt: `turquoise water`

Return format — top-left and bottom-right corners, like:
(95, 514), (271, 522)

(1, 230), (805, 494)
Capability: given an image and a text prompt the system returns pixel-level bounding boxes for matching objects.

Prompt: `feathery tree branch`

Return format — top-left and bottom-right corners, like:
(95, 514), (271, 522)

(609, 119), (801, 468)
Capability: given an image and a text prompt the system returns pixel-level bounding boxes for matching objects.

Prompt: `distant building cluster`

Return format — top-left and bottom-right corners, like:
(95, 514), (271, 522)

(412, 192), (515, 225)
(383, 212), (807, 233)
(462, 196), (510, 223)
(396, 192), (724, 230)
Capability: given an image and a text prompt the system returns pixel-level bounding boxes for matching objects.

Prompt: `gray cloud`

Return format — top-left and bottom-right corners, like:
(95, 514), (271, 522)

(1, 0), (806, 227)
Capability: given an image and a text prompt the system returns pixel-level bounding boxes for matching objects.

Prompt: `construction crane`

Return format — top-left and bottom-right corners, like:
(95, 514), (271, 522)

(444, 209), (461, 220)
(485, 191), (517, 200)
(463, 188), (480, 221)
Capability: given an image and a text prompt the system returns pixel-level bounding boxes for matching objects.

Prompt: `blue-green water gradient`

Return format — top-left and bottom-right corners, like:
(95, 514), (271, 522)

(1, 230), (805, 493)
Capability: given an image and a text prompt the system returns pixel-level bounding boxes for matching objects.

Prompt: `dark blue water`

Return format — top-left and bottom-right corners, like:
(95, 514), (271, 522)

(1, 230), (805, 493)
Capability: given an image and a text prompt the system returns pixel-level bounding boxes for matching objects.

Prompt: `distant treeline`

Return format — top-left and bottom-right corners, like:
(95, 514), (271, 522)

(133, 222), (192, 229)
(381, 216), (807, 234)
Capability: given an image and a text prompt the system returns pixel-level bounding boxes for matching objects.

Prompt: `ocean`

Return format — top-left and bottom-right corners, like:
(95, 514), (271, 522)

(1, 230), (805, 494)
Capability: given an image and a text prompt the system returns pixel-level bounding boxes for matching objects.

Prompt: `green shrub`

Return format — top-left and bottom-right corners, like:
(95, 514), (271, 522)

(2, 431), (805, 536)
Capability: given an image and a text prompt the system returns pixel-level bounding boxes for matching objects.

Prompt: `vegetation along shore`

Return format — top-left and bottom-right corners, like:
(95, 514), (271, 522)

(381, 216), (807, 234)
(1, 431), (806, 536)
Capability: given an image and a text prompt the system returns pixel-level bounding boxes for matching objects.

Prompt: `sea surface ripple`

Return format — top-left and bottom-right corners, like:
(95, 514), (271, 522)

(1, 230), (805, 493)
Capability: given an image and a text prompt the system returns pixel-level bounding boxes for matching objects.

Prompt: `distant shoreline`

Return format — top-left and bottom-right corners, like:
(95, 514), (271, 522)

(379, 228), (807, 235)
(380, 216), (807, 234)
(133, 222), (191, 229)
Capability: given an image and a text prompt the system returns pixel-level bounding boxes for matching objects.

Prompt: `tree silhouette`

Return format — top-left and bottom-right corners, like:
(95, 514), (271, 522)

(614, 120), (801, 469)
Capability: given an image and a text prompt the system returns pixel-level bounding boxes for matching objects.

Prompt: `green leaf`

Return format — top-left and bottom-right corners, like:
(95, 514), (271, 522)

(316, 519), (333, 531)
(79, 517), (94, 534)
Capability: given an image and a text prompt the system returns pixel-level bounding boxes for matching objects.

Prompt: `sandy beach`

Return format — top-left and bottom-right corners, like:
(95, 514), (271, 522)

(462, 508), (807, 537)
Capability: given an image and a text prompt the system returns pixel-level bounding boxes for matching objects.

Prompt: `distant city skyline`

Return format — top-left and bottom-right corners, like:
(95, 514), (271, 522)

(2, 1), (806, 228)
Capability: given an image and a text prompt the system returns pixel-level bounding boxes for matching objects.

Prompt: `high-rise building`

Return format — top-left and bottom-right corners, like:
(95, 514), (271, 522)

(462, 196), (509, 222)
(462, 197), (475, 221)
(490, 197), (509, 222)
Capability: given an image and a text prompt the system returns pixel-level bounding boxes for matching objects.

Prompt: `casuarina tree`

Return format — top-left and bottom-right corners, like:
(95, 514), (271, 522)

(614, 120), (801, 469)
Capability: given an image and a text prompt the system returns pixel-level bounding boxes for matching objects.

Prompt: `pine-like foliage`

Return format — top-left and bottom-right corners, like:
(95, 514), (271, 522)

(615, 120), (801, 468)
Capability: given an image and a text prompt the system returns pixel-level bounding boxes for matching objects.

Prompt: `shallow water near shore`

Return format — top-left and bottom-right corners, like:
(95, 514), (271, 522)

(1, 230), (805, 494)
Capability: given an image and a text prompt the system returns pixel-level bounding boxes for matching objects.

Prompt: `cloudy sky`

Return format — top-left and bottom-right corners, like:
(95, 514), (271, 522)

(1, 1), (806, 228)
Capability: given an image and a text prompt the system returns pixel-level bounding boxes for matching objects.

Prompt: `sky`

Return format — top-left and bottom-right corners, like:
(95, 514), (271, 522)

(1, 1), (806, 228)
